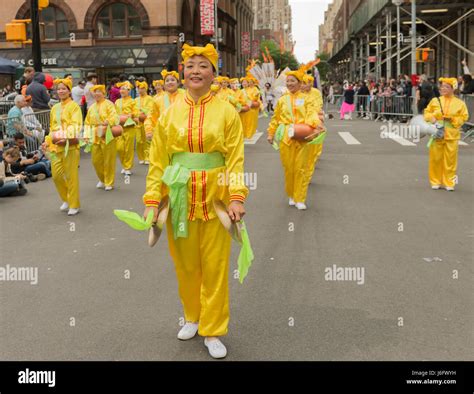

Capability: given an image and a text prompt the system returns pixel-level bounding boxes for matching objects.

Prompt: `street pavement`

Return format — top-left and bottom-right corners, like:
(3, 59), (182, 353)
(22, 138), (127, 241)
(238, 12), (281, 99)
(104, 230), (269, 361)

(1, 117), (473, 361)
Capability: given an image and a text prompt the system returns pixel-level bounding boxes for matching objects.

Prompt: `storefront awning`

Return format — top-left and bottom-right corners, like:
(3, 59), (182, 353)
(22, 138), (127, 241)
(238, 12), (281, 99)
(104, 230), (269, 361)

(0, 45), (177, 69)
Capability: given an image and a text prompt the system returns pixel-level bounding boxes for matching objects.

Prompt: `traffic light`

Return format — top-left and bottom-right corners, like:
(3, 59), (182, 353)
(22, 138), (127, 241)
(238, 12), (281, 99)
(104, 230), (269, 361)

(416, 48), (435, 63)
(6, 22), (26, 42)
(38, 0), (49, 10)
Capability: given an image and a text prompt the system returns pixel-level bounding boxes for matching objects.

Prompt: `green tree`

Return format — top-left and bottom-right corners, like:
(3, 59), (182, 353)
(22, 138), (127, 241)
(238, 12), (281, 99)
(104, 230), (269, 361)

(258, 40), (299, 71)
(316, 52), (331, 82)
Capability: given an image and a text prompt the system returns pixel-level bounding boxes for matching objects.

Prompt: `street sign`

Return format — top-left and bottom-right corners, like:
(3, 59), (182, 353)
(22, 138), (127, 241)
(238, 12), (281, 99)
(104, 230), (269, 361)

(403, 36), (424, 44)
(200, 0), (215, 36)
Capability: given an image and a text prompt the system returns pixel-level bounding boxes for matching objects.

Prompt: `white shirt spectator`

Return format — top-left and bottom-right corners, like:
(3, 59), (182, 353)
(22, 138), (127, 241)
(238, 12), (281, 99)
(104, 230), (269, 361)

(71, 84), (85, 105)
(84, 81), (96, 108)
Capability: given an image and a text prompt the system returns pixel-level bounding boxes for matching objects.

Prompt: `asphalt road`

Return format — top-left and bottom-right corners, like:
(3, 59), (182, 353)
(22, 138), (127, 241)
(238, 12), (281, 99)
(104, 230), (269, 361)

(1, 117), (473, 361)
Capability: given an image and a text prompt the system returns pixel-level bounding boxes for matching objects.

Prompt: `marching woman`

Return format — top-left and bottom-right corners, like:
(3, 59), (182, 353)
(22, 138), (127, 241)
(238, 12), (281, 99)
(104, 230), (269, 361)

(115, 81), (139, 176)
(240, 76), (261, 139)
(267, 69), (321, 210)
(152, 80), (164, 98)
(135, 80), (154, 165)
(84, 85), (120, 191)
(143, 43), (248, 359)
(144, 71), (185, 140)
(49, 78), (83, 216)
(302, 74), (325, 164)
(424, 77), (468, 191)
(230, 78), (250, 116)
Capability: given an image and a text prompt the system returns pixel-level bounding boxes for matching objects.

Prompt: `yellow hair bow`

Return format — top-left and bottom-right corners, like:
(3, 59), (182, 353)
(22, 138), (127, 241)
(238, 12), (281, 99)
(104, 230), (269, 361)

(152, 80), (164, 87)
(117, 81), (133, 90)
(53, 78), (72, 90)
(161, 70), (179, 81)
(181, 43), (218, 71)
(439, 77), (458, 90)
(90, 84), (106, 93)
(135, 80), (148, 90)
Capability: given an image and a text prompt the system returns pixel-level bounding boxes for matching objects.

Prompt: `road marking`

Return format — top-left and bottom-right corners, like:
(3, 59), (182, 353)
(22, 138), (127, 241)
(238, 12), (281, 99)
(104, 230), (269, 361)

(386, 132), (417, 146)
(458, 140), (468, 146)
(338, 132), (361, 145)
(244, 132), (263, 145)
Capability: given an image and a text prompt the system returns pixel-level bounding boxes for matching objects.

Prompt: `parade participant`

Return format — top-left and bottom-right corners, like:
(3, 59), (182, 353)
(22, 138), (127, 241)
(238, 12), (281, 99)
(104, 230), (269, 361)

(302, 74), (325, 163)
(240, 76), (260, 139)
(144, 71), (184, 140)
(247, 77), (262, 138)
(267, 68), (321, 210)
(143, 43), (248, 359)
(84, 85), (120, 191)
(49, 78), (82, 215)
(424, 77), (468, 191)
(216, 76), (245, 113)
(115, 81), (139, 176)
(210, 78), (220, 96)
(230, 78), (250, 115)
(135, 80), (154, 165)
(152, 80), (164, 98)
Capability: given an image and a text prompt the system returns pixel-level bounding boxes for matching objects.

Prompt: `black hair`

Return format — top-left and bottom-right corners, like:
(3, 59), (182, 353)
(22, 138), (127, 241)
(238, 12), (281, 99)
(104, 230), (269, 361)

(13, 132), (25, 140)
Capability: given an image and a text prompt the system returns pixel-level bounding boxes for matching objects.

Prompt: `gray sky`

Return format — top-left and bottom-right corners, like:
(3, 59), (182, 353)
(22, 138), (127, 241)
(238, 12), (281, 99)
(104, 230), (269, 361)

(289, 0), (332, 63)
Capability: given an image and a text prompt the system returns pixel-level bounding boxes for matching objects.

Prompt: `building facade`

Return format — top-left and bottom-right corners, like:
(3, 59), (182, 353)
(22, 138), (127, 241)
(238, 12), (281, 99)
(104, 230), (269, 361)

(252, 0), (293, 52)
(319, 0), (474, 83)
(0, 0), (254, 81)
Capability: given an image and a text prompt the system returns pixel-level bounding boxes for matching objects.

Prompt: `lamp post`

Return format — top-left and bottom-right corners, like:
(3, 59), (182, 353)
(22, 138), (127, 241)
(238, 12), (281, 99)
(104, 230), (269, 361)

(392, 0), (403, 79)
(30, 0), (42, 72)
(411, 0), (417, 114)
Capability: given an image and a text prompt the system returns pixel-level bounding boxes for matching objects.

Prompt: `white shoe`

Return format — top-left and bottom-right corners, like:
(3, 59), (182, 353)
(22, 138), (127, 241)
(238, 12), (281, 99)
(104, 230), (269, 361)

(67, 208), (79, 216)
(445, 187), (454, 191)
(177, 322), (199, 340)
(295, 202), (307, 210)
(121, 169), (126, 174)
(139, 160), (145, 165)
(431, 185), (441, 190)
(96, 181), (105, 189)
(144, 161), (149, 165)
(204, 338), (227, 359)
(60, 202), (69, 212)
(124, 170), (132, 176)
(105, 186), (113, 191)
(289, 198), (295, 206)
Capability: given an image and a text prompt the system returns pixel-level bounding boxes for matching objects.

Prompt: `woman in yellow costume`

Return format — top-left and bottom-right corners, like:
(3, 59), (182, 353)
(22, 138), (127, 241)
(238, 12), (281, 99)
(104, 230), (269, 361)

(135, 80), (154, 165)
(424, 78), (468, 191)
(84, 85), (119, 191)
(143, 43), (248, 359)
(302, 74), (325, 164)
(230, 78), (250, 115)
(267, 68), (321, 210)
(49, 78), (82, 216)
(144, 70), (185, 140)
(115, 81), (139, 176)
(240, 76), (261, 139)
(152, 80), (164, 98)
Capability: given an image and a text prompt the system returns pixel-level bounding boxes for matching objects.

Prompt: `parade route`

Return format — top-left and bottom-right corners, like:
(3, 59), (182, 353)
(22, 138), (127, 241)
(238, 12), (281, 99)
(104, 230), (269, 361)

(1, 117), (472, 361)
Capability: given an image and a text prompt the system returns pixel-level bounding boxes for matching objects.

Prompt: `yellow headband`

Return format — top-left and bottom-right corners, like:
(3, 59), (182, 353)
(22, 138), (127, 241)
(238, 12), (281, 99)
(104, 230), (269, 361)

(90, 84), (106, 94)
(230, 78), (239, 84)
(53, 78), (72, 90)
(117, 81), (133, 90)
(439, 77), (458, 90)
(181, 43), (218, 71)
(161, 70), (179, 81)
(152, 80), (164, 87)
(303, 74), (314, 84)
(210, 84), (220, 92)
(135, 81), (148, 90)
(286, 70), (305, 82)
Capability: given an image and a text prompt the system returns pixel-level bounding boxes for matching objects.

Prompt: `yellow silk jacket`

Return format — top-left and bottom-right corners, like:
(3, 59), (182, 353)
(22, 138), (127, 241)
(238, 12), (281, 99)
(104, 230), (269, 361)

(424, 96), (469, 140)
(84, 99), (119, 144)
(50, 98), (83, 152)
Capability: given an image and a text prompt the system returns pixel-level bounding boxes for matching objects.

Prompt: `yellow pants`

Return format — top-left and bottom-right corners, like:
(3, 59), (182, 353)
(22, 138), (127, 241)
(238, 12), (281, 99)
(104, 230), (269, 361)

(243, 108), (259, 139)
(280, 140), (319, 203)
(136, 125), (150, 162)
(117, 126), (136, 170)
(429, 139), (458, 188)
(92, 140), (117, 187)
(167, 216), (231, 337)
(314, 143), (324, 167)
(51, 148), (80, 209)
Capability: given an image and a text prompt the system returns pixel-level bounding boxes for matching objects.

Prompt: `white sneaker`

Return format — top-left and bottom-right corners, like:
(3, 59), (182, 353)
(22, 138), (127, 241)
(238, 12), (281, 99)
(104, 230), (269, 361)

(445, 187), (454, 191)
(139, 160), (145, 164)
(431, 185), (441, 190)
(121, 169), (126, 174)
(144, 161), (149, 165)
(105, 186), (113, 191)
(177, 322), (199, 340)
(67, 208), (79, 216)
(204, 338), (227, 359)
(289, 198), (295, 206)
(124, 170), (132, 176)
(60, 202), (69, 212)
(96, 181), (105, 189)
(295, 202), (307, 210)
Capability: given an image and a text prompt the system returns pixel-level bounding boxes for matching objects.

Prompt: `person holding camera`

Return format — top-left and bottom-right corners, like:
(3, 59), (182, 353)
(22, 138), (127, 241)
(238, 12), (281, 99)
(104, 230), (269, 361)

(13, 132), (50, 178)
(424, 78), (469, 191)
(0, 141), (28, 197)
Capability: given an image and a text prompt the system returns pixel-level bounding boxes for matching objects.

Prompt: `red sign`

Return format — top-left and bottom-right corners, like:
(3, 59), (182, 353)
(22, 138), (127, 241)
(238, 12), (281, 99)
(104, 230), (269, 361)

(411, 74), (420, 87)
(368, 56), (377, 63)
(252, 40), (260, 58)
(200, 0), (215, 36)
(242, 32), (250, 55)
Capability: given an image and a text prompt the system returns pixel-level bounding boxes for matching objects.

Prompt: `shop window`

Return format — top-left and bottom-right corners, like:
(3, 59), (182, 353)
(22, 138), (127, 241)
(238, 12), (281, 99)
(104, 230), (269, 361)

(96, 3), (142, 39)
(25, 6), (69, 41)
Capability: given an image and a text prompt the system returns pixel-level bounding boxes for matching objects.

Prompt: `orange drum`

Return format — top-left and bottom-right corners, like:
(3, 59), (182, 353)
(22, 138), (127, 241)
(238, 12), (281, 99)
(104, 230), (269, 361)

(119, 115), (129, 125)
(138, 113), (147, 123)
(111, 125), (123, 137)
(250, 101), (260, 109)
(288, 124), (316, 141)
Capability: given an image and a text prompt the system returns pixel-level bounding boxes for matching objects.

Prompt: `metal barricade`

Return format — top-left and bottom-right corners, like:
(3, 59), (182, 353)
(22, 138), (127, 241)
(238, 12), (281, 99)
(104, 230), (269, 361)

(0, 101), (15, 115)
(460, 94), (474, 141)
(0, 110), (49, 152)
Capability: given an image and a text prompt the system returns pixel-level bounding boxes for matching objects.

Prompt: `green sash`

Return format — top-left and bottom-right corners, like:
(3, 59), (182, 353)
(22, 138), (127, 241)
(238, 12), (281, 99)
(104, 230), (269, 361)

(162, 152), (225, 239)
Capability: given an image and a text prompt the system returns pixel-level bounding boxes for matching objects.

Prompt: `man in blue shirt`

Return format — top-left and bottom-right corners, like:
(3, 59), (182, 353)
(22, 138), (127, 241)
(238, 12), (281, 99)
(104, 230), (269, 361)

(6, 95), (26, 137)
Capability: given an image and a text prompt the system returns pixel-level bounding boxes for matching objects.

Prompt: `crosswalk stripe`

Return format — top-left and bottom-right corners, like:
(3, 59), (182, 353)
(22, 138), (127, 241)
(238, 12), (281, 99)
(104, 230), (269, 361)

(244, 132), (263, 145)
(458, 140), (469, 146)
(338, 131), (361, 145)
(385, 132), (417, 146)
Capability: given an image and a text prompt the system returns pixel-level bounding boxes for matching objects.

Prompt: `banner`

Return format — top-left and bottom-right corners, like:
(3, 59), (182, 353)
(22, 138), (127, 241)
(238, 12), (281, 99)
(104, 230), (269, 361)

(242, 32), (250, 55)
(251, 39), (260, 58)
(200, 0), (215, 36)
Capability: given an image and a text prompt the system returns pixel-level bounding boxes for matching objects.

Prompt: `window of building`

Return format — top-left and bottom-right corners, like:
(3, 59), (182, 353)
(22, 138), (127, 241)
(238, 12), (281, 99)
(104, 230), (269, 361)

(25, 6), (69, 41)
(96, 3), (142, 38)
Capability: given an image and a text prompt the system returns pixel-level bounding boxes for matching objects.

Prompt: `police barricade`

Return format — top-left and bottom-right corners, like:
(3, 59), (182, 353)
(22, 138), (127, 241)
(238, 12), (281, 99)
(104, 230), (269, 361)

(460, 94), (474, 140)
(0, 110), (49, 152)
(0, 101), (15, 115)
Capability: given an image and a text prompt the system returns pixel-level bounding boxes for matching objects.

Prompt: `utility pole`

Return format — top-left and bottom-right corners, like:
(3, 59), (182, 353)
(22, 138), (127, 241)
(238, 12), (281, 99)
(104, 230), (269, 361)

(411, 0), (417, 114)
(30, 0), (42, 71)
